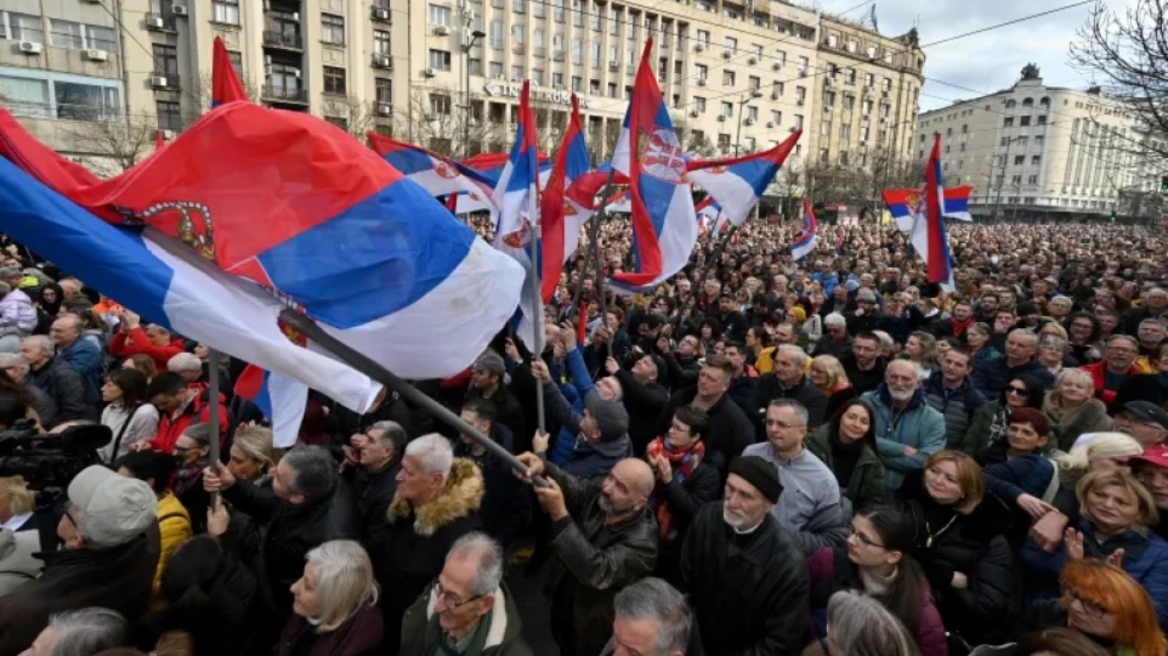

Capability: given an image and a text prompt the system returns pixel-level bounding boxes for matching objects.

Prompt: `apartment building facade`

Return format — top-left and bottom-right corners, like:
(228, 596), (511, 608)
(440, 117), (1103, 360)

(915, 65), (1157, 219)
(1, 0), (924, 180)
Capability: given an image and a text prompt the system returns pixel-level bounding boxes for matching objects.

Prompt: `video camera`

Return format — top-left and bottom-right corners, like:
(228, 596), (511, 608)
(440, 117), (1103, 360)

(0, 420), (111, 491)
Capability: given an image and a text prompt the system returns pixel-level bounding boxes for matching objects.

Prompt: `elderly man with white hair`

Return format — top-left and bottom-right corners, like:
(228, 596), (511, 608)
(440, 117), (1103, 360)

(369, 433), (485, 656)
(166, 352), (203, 384)
(0, 352), (55, 428)
(860, 359), (947, 490)
(811, 312), (853, 361)
(20, 608), (129, 656)
(400, 532), (533, 655)
(19, 335), (92, 426)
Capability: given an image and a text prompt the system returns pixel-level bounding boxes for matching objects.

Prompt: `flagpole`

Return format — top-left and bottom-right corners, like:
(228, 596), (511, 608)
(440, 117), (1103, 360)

(278, 309), (549, 488)
(207, 348), (221, 505)
(528, 223), (546, 434)
(590, 168), (617, 359)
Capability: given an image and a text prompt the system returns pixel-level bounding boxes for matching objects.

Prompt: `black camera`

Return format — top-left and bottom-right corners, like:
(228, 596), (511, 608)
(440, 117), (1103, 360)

(0, 420), (111, 491)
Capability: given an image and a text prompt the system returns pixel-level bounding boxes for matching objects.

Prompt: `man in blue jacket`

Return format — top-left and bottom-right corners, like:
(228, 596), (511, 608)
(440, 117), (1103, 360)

(860, 359), (947, 490)
(49, 315), (102, 405)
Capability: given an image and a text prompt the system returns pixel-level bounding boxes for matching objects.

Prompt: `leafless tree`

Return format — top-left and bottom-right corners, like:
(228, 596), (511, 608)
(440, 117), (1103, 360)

(802, 148), (922, 220)
(1070, 0), (1168, 171)
(320, 95), (381, 140)
(394, 85), (497, 157)
(181, 72), (262, 127)
(63, 114), (158, 176)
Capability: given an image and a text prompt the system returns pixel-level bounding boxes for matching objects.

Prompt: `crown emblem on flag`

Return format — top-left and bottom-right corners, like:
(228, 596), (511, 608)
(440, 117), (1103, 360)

(636, 128), (687, 184)
(139, 201), (217, 261)
(905, 192), (922, 213)
(705, 164), (729, 175)
(432, 159), (459, 179)
(501, 220), (532, 248)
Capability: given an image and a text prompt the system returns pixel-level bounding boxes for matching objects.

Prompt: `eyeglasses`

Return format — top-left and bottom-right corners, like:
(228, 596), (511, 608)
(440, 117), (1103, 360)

(1062, 587), (1107, 618)
(1006, 386), (1027, 395)
(849, 528), (885, 549)
(434, 579), (483, 610)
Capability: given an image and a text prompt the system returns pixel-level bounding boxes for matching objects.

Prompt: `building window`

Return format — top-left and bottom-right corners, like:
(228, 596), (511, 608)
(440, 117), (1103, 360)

(533, 68), (544, 85)
(1020, 116), (1031, 127)
(1031, 155), (1041, 165)
(820, 119), (831, 135)
(795, 86), (806, 102)
(0, 75), (49, 118)
(824, 91), (835, 108)
(696, 64), (708, 80)
(375, 77), (392, 103)
(794, 114), (803, 129)
(323, 66), (346, 95)
(489, 20), (503, 49)
(374, 29), (391, 55)
(723, 70), (735, 86)
(770, 110), (781, 124)
(751, 43), (763, 57)
(1028, 175), (1038, 184)
(1014, 155), (1024, 165)
(55, 80), (121, 121)
(696, 29), (710, 46)
(431, 93), (451, 114)
(515, 0), (527, 15)
(720, 101), (733, 118)
(511, 65), (524, 80)
(321, 14), (345, 45)
(49, 20), (116, 53)
(152, 44), (178, 76)
(695, 96), (706, 112)
(1004, 117), (1014, 127)
(428, 49), (451, 71)
(841, 123), (850, 140)
(749, 75), (761, 90)
(429, 4), (452, 25)
(211, 0), (240, 25)
(718, 133), (731, 150)
(489, 61), (503, 78)
(6, 12), (44, 43)
(571, 76), (581, 91)
(156, 100), (181, 131)
(228, 51), (242, 77)
(1037, 115), (1047, 125)
(724, 36), (737, 54)
(746, 106), (758, 121)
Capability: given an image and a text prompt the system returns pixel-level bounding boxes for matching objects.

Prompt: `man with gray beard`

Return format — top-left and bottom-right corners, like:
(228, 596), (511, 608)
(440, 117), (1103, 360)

(678, 455), (809, 656)
(515, 452), (658, 656)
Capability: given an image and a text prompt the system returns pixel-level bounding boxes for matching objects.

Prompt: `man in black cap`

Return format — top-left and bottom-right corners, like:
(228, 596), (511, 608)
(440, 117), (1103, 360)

(678, 455), (809, 656)
(1113, 400), (1168, 448)
(466, 350), (525, 443)
(605, 351), (670, 456)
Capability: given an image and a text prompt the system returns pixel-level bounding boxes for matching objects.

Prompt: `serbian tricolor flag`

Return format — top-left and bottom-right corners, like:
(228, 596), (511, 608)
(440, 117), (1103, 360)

(913, 134), (955, 289)
(609, 38), (697, 293)
(539, 94), (593, 302)
(605, 188), (632, 213)
(791, 197), (818, 261)
(367, 133), (496, 210)
(491, 81), (545, 346)
(0, 103), (525, 382)
(455, 151), (552, 214)
(212, 36), (247, 107)
(688, 129), (802, 230)
(234, 366), (306, 447)
(695, 197), (720, 233)
(883, 185), (973, 232)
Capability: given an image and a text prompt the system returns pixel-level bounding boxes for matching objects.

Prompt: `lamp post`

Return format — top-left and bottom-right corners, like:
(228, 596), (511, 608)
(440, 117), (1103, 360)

(462, 24), (486, 158)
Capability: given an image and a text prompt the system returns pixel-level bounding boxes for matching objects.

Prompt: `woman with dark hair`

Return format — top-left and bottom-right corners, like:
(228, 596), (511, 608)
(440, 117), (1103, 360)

(100, 368), (159, 462)
(983, 408), (1059, 524)
(1065, 311), (1103, 364)
(807, 505), (947, 656)
(807, 398), (886, 512)
(961, 374), (1046, 460)
(153, 533), (257, 656)
(32, 282), (62, 335)
(122, 353), (158, 383)
(897, 450), (1017, 646)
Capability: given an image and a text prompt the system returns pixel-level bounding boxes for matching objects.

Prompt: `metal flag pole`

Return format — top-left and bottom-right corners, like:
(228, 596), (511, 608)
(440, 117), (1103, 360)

(591, 169), (618, 359)
(277, 309), (549, 487)
(207, 348), (221, 504)
(527, 223), (546, 434)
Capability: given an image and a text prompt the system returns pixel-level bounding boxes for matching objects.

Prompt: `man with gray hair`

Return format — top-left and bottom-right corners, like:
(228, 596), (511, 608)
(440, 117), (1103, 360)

(204, 445), (360, 646)
(811, 312), (853, 360)
(19, 335), (92, 426)
(167, 352), (204, 384)
(751, 344), (828, 437)
(600, 577), (693, 656)
(342, 419), (406, 533)
(49, 314), (102, 405)
(0, 352), (56, 428)
(399, 532), (533, 655)
(860, 359), (946, 490)
(21, 608), (128, 656)
(371, 434), (484, 655)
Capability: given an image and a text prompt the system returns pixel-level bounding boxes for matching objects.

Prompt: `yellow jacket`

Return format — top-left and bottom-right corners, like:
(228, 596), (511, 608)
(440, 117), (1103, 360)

(755, 347), (776, 375)
(152, 492), (192, 613)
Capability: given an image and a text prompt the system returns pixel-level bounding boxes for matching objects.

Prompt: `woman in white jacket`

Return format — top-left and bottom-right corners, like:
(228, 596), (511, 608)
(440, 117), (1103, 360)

(100, 368), (159, 463)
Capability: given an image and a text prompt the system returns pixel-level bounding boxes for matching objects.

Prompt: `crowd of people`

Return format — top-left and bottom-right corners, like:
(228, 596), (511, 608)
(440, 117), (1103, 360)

(0, 219), (1166, 656)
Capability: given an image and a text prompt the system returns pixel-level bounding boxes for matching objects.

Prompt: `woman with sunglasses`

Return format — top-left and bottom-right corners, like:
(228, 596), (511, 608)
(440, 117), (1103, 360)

(171, 422), (214, 534)
(1023, 469), (1168, 626)
(1022, 559), (1167, 656)
(961, 374), (1046, 462)
(806, 506), (946, 656)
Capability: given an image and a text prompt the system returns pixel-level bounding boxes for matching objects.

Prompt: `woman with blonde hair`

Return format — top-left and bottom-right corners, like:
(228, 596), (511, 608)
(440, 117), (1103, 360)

(1023, 559), (1168, 656)
(280, 540), (382, 656)
(228, 424), (282, 485)
(1038, 336), (1071, 377)
(809, 355), (856, 421)
(1023, 469), (1168, 626)
(1044, 369), (1113, 452)
(0, 475), (36, 533)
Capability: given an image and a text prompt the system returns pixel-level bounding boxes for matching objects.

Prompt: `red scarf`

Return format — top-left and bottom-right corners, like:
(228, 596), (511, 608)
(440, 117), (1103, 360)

(950, 316), (974, 337)
(646, 437), (705, 541)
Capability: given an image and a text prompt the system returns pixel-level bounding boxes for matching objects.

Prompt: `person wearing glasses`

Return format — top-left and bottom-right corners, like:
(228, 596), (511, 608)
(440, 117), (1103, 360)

(806, 506), (946, 656)
(281, 540), (383, 656)
(1082, 335), (1144, 411)
(1023, 469), (1168, 626)
(400, 532), (532, 656)
(1111, 400), (1168, 449)
(169, 423), (215, 535)
(1022, 559), (1167, 656)
(962, 374), (1046, 462)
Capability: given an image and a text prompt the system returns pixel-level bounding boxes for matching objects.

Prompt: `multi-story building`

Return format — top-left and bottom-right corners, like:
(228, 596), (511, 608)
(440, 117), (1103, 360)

(812, 15), (923, 168)
(1, 0), (924, 180)
(914, 64), (1157, 219)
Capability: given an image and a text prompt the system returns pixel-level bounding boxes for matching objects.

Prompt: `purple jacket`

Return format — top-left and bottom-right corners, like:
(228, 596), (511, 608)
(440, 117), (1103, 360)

(0, 289), (36, 335)
(807, 546), (948, 656)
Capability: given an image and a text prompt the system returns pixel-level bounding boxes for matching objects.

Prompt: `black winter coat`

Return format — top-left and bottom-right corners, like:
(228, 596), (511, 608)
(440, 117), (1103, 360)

(29, 356), (94, 426)
(612, 369), (670, 456)
(655, 460), (721, 583)
(749, 374), (829, 439)
(680, 503), (809, 656)
(343, 457), (400, 536)
(456, 423), (531, 549)
(0, 527), (160, 656)
(221, 478), (361, 633)
(896, 469), (1018, 644)
(971, 357), (1055, 399)
(368, 458), (484, 656)
(656, 387), (755, 475)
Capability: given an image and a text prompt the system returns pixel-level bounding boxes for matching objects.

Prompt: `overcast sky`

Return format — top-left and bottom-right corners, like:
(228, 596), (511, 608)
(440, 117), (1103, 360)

(812, 0), (1104, 111)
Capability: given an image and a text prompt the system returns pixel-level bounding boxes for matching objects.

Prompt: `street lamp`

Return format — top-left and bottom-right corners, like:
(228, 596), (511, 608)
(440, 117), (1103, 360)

(734, 89), (762, 156)
(462, 27), (486, 158)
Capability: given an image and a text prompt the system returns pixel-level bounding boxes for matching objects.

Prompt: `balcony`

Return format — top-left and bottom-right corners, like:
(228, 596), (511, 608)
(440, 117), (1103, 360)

(262, 85), (308, 104)
(144, 13), (177, 32)
(263, 31), (303, 51)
